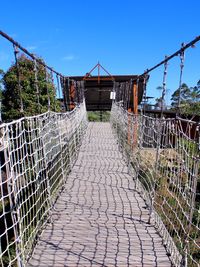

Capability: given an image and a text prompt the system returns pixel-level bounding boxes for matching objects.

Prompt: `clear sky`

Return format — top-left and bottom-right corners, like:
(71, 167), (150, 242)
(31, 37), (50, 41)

(0, 0), (200, 105)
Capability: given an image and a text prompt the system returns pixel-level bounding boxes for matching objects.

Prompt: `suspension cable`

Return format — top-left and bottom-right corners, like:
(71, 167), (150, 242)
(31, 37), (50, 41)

(45, 68), (51, 111)
(141, 73), (148, 114)
(60, 76), (68, 111)
(33, 59), (40, 113)
(56, 74), (63, 111)
(177, 43), (185, 116)
(140, 36), (200, 78)
(56, 74), (62, 99)
(161, 56), (168, 117)
(50, 70), (56, 111)
(0, 30), (64, 78)
(13, 44), (24, 114)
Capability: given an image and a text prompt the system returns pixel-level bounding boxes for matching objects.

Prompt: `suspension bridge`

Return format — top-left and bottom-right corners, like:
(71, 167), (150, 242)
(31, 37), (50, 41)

(0, 31), (200, 267)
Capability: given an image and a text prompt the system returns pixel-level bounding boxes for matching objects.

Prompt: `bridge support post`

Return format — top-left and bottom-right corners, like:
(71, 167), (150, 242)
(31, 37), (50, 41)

(69, 80), (76, 110)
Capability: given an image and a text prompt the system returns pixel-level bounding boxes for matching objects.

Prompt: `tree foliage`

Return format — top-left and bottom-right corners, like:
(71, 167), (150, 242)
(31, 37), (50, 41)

(154, 97), (162, 109)
(154, 86), (167, 110)
(0, 69), (4, 96)
(2, 54), (60, 121)
(171, 82), (200, 115)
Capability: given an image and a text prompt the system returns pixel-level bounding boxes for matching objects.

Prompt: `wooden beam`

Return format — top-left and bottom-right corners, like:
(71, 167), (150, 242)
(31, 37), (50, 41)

(133, 82), (138, 115)
(83, 77), (114, 81)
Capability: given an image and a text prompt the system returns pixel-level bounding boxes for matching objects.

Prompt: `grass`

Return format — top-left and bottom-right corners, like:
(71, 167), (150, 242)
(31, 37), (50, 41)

(87, 111), (110, 122)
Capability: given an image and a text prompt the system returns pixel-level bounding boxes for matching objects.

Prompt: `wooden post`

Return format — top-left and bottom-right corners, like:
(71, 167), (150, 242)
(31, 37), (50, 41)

(69, 81), (76, 110)
(133, 82), (138, 115)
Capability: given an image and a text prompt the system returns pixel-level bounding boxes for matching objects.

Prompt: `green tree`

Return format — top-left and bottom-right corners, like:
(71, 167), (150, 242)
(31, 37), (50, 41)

(155, 86), (168, 110)
(154, 97), (162, 109)
(171, 83), (190, 108)
(0, 69), (4, 121)
(171, 82), (200, 115)
(2, 54), (60, 121)
(0, 69), (4, 93)
(189, 80), (200, 102)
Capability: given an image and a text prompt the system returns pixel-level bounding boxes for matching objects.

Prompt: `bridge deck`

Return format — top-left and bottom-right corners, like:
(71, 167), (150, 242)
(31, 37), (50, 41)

(28, 122), (172, 267)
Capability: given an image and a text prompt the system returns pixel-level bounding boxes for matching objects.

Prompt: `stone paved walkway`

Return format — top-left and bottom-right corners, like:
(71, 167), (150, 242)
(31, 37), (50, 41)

(28, 122), (172, 267)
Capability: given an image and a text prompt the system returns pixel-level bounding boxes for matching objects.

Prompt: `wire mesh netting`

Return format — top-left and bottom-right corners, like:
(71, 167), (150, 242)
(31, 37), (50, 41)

(0, 101), (88, 267)
(111, 102), (200, 267)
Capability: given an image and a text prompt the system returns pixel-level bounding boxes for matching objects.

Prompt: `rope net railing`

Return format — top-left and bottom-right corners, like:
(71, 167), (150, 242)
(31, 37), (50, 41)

(111, 102), (200, 267)
(0, 101), (88, 266)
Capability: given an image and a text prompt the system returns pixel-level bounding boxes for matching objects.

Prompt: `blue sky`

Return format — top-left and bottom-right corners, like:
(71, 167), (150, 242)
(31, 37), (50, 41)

(0, 0), (200, 105)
